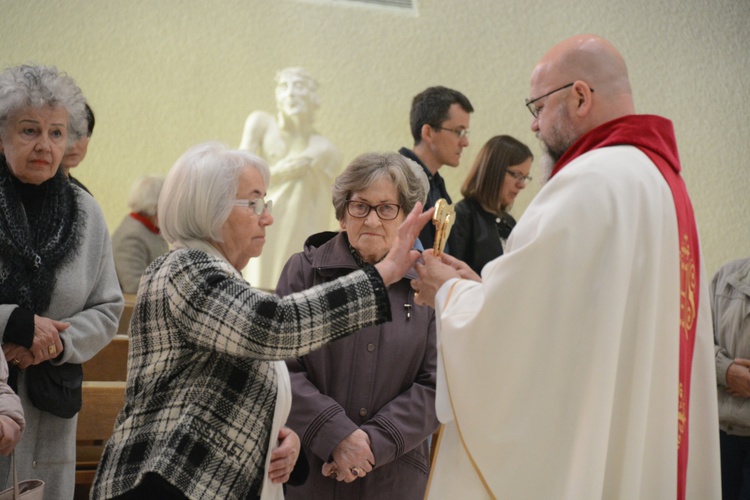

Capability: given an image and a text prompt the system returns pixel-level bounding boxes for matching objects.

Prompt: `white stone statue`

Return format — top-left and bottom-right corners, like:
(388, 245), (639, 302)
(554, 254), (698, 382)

(240, 67), (341, 290)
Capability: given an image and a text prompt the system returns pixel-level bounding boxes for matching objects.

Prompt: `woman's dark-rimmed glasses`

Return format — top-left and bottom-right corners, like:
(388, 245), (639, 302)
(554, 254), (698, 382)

(346, 200), (401, 220)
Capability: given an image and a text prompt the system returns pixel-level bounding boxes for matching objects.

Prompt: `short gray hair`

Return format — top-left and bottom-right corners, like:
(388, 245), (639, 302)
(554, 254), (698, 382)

(332, 152), (428, 221)
(0, 64), (87, 145)
(128, 175), (166, 216)
(158, 142), (270, 245)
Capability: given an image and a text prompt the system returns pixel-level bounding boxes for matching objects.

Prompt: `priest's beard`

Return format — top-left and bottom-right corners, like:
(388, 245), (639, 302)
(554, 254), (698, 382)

(537, 106), (578, 184)
(539, 153), (556, 186)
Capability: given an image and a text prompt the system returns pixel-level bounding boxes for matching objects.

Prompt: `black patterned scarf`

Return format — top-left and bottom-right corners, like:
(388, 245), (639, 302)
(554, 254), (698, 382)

(0, 156), (83, 313)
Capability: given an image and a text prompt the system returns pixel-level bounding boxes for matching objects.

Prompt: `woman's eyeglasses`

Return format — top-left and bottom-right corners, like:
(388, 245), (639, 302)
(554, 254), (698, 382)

(346, 200), (401, 220)
(234, 198), (273, 216)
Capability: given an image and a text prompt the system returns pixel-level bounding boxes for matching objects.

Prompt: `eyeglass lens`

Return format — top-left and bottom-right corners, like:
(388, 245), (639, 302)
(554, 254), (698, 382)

(346, 201), (401, 220)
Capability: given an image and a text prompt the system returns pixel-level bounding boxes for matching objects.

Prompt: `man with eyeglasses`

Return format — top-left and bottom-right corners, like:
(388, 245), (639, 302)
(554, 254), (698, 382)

(415, 35), (719, 500)
(398, 86), (473, 251)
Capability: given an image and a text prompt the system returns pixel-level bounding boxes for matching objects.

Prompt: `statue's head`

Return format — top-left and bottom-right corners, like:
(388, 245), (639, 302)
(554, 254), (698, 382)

(274, 67), (321, 119)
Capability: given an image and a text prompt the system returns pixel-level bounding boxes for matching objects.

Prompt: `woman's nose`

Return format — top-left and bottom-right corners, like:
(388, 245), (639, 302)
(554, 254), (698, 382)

(260, 212), (274, 226)
(364, 210), (381, 226)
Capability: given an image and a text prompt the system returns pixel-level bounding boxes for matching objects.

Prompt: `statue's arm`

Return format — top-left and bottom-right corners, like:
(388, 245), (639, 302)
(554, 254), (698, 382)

(239, 111), (274, 152)
(306, 136), (341, 181)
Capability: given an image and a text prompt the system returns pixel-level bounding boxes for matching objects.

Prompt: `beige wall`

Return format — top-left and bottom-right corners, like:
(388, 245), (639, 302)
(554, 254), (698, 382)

(2, 0), (748, 276)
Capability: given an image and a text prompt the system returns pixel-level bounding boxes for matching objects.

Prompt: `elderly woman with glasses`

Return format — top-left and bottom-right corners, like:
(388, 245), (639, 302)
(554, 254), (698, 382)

(276, 152), (440, 500)
(91, 143), (432, 500)
(447, 135), (534, 275)
(0, 64), (123, 499)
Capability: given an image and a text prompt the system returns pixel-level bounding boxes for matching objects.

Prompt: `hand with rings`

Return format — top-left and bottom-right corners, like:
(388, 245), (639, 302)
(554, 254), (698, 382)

(330, 429), (375, 482)
(31, 314), (67, 362)
(3, 344), (34, 370)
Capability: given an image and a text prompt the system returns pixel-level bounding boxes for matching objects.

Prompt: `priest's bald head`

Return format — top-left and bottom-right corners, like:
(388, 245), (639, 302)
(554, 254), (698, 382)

(526, 35), (636, 180)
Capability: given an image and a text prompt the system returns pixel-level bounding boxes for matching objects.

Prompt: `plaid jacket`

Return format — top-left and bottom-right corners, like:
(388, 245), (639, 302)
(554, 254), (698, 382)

(91, 248), (390, 500)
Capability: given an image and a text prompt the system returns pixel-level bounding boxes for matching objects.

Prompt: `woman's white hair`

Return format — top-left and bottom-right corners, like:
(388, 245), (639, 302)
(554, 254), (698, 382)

(0, 64), (87, 145)
(158, 142), (270, 245)
(127, 175), (165, 216)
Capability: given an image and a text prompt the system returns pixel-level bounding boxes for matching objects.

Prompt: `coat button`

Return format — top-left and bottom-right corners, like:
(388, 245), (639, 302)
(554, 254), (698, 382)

(367, 343), (375, 352)
(359, 408), (367, 417)
(32, 460), (37, 468)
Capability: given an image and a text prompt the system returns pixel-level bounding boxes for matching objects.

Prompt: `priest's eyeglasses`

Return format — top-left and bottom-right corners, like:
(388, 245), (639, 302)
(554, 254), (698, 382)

(525, 83), (574, 118)
(234, 197), (273, 216)
(434, 126), (470, 139)
(346, 200), (401, 220)
(525, 83), (594, 118)
(506, 170), (533, 183)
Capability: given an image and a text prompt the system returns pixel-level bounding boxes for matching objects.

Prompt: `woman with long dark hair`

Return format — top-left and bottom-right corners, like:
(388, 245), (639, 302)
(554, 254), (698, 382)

(447, 135), (533, 274)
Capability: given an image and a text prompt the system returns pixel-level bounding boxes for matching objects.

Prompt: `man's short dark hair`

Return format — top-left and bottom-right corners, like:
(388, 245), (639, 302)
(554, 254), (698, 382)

(409, 86), (473, 144)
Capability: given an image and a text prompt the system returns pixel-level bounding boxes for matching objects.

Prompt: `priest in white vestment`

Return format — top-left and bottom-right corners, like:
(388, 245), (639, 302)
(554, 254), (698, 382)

(413, 34), (721, 500)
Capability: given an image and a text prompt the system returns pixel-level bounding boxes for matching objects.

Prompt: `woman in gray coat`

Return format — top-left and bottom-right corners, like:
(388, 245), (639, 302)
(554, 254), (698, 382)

(111, 174), (169, 294)
(0, 64), (123, 498)
(277, 152), (440, 499)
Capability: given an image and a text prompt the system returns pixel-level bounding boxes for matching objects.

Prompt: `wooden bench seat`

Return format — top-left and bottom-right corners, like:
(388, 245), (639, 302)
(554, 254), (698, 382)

(82, 334), (129, 382)
(116, 293), (137, 335)
(73, 378), (127, 499)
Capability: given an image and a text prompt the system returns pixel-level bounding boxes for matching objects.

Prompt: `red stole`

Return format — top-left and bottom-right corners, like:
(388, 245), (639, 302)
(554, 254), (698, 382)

(553, 115), (700, 500)
(129, 212), (160, 235)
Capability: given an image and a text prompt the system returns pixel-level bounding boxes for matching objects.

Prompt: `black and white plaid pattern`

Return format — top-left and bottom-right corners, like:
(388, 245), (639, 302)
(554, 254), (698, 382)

(92, 248), (390, 500)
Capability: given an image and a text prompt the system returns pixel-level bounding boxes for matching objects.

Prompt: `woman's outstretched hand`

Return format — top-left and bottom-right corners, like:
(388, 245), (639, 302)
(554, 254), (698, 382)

(375, 202), (434, 286)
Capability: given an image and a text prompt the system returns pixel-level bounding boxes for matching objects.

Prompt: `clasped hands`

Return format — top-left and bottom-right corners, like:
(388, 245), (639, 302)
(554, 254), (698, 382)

(322, 429), (375, 483)
(2, 314), (67, 370)
(726, 359), (750, 398)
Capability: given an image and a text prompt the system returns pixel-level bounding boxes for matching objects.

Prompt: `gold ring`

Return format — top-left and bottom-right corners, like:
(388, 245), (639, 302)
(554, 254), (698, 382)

(10, 359), (20, 367)
(48, 345), (57, 355)
(351, 467), (363, 476)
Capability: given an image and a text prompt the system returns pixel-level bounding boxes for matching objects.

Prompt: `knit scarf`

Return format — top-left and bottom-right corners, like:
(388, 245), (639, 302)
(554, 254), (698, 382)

(0, 156), (83, 313)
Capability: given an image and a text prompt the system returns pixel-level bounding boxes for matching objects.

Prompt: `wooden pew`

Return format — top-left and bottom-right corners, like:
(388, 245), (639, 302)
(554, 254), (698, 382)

(74, 334), (130, 499)
(117, 293), (137, 335)
(74, 381), (126, 500)
(82, 335), (129, 382)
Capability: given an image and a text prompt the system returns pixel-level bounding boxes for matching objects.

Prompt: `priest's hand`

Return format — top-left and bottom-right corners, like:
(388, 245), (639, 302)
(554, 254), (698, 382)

(330, 429), (375, 483)
(726, 359), (750, 398)
(412, 250), (463, 307)
(439, 252), (482, 282)
(268, 427), (300, 484)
